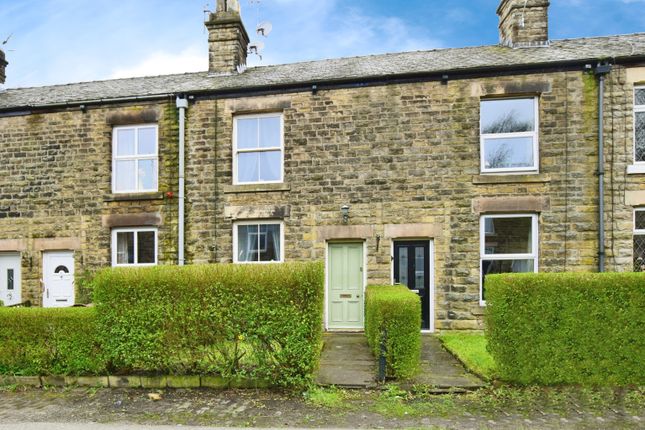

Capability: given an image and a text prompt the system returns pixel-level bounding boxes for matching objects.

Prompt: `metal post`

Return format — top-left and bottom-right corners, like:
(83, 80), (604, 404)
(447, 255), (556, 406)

(378, 329), (387, 383)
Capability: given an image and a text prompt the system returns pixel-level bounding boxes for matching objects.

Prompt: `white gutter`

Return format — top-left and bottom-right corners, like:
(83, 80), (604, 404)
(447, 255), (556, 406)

(176, 96), (188, 266)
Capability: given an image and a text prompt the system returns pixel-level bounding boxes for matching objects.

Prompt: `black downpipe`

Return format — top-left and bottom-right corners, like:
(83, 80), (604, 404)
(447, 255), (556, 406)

(594, 63), (612, 272)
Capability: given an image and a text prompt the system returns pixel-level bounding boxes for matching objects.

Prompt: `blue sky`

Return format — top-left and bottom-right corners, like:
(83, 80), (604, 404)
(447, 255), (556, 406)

(1, 0), (644, 89)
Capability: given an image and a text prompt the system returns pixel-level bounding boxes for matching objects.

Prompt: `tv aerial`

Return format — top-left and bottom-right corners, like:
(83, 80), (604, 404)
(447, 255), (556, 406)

(1, 34), (15, 52)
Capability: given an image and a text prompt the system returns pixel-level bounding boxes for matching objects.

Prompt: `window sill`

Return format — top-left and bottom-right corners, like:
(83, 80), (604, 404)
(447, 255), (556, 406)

(472, 173), (550, 185)
(223, 183), (291, 194)
(104, 192), (164, 202)
(627, 164), (645, 175)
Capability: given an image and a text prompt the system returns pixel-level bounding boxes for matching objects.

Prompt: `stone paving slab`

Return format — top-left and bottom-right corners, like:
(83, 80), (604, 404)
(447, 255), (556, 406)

(406, 334), (486, 390)
(315, 333), (377, 388)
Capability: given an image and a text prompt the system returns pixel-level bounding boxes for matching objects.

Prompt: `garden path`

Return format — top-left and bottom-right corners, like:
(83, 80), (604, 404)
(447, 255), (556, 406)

(315, 333), (377, 388)
(315, 333), (485, 390)
(405, 335), (486, 392)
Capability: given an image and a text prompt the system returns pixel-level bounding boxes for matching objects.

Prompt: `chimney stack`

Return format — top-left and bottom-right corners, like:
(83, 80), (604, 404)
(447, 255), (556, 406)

(205, 0), (250, 75)
(0, 49), (7, 85)
(497, 0), (550, 48)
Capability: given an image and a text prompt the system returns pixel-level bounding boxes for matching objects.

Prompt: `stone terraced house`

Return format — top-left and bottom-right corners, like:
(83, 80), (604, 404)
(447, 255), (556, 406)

(0, 0), (644, 331)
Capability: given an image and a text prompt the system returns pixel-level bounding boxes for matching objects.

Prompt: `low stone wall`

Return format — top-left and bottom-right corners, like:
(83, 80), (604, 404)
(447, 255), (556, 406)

(0, 374), (271, 389)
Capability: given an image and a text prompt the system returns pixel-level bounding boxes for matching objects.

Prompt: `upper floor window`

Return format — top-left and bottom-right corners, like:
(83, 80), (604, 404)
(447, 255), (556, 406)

(233, 114), (283, 184)
(480, 97), (539, 173)
(634, 209), (645, 272)
(112, 125), (158, 193)
(480, 214), (538, 304)
(233, 221), (283, 263)
(111, 227), (158, 267)
(635, 87), (645, 164)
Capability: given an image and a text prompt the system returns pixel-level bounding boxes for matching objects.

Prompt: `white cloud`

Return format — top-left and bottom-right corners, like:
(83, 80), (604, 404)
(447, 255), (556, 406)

(109, 46), (207, 79)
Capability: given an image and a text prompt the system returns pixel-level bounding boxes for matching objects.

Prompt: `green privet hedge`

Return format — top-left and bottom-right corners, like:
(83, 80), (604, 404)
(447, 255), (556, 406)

(0, 307), (105, 375)
(75, 270), (96, 305)
(93, 262), (324, 385)
(365, 285), (421, 379)
(486, 273), (645, 386)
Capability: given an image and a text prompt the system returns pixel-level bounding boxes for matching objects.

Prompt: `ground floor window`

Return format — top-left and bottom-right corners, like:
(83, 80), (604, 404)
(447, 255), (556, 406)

(634, 209), (645, 272)
(480, 214), (538, 304)
(233, 221), (283, 263)
(111, 227), (157, 266)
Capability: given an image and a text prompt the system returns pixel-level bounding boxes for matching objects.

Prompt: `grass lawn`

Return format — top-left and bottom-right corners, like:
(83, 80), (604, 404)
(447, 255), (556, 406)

(438, 332), (496, 381)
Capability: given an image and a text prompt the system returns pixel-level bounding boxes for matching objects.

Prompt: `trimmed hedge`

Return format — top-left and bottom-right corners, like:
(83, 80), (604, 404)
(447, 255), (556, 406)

(486, 272), (645, 386)
(93, 262), (324, 385)
(0, 307), (105, 375)
(365, 285), (421, 379)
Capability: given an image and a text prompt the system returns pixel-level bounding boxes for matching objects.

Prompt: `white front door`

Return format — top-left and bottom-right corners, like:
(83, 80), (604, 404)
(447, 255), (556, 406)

(0, 253), (21, 306)
(43, 251), (75, 308)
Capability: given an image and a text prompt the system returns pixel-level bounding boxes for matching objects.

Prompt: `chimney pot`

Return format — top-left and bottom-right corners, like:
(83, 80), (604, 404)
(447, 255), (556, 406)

(497, 0), (550, 48)
(205, 0), (249, 75)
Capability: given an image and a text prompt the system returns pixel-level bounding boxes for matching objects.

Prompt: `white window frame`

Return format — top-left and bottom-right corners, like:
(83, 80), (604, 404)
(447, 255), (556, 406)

(631, 86), (645, 171)
(111, 227), (158, 267)
(232, 220), (284, 264)
(635, 208), (645, 235)
(112, 124), (159, 193)
(232, 113), (284, 185)
(480, 97), (539, 174)
(634, 208), (645, 272)
(479, 214), (539, 305)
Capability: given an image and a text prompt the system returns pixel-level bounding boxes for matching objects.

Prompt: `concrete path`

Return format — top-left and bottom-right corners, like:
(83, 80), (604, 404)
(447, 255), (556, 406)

(315, 333), (377, 388)
(406, 335), (486, 391)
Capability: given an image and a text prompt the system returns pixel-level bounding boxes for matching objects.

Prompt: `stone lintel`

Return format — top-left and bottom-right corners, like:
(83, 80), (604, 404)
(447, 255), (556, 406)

(227, 95), (292, 114)
(472, 196), (550, 213)
(102, 212), (162, 228)
(106, 109), (159, 126)
(224, 205), (290, 220)
(478, 81), (552, 97)
(33, 237), (81, 251)
(625, 67), (645, 84)
(383, 223), (443, 239)
(0, 239), (27, 252)
(317, 225), (374, 241)
(625, 190), (645, 206)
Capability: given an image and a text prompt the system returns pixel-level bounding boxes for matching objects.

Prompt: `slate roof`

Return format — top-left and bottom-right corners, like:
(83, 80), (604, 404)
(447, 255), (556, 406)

(1, 33), (644, 110)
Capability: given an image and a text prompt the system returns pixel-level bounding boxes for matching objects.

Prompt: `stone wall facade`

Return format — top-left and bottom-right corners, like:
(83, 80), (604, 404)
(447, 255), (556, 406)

(193, 67), (644, 330)
(0, 101), (179, 305)
(0, 66), (643, 329)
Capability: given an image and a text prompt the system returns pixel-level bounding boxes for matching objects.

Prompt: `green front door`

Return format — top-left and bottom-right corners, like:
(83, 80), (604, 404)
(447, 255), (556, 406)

(327, 242), (364, 330)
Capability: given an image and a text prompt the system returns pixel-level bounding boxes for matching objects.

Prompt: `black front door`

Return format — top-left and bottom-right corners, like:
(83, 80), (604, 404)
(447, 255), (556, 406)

(393, 241), (430, 330)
